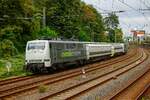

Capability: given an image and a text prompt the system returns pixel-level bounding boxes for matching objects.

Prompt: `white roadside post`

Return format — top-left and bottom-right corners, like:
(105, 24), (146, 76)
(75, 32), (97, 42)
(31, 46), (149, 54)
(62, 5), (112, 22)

(81, 68), (86, 78)
(6, 61), (12, 74)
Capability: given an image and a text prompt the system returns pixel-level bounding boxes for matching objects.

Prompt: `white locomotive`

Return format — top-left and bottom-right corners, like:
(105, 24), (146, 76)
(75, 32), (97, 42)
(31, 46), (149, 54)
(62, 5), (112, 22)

(25, 40), (127, 73)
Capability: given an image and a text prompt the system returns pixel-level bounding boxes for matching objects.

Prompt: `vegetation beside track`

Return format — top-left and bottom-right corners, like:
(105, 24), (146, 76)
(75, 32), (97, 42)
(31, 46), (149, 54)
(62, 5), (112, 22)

(0, 54), (31, 79)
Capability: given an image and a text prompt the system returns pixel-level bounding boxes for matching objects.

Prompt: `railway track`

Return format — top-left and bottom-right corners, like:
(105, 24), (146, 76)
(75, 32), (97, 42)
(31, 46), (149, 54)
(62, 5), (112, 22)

(0, 49), (139, 99)
(40, 48), (148, 100)
(137, 50), (150, 100)
(137, 83), (150, 100)
(110, 67), (150, 100)
(0, 75), (39, 86)
(109, 49), (150, 100)
(0, 48), (134, 86)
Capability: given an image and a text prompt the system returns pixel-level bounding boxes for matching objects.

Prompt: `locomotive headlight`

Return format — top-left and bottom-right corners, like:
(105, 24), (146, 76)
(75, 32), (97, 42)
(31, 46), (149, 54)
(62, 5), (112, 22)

(44, 59), (51, 67)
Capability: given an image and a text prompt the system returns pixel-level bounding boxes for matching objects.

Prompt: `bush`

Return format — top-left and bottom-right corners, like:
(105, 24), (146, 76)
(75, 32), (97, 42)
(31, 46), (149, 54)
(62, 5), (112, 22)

(0, 54), (30, 79)
(0, 39), (18, 58)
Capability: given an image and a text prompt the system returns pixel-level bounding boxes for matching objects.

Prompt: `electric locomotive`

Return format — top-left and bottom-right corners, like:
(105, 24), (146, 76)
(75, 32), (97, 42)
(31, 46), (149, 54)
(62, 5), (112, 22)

(25, 40), (127, 73)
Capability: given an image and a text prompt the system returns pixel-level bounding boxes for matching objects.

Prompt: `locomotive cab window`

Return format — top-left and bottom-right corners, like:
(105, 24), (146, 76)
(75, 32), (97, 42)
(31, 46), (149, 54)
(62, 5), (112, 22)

(28, 42), (45, 50)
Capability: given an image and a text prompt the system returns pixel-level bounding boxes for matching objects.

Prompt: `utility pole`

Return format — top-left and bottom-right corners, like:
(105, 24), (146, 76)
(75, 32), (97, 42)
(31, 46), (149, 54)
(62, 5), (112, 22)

(43, 7), (46, 28)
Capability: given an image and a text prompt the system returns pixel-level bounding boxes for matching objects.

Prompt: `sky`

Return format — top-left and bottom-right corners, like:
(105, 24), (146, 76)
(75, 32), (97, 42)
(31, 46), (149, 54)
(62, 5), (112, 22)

(82, 0), (150, 37)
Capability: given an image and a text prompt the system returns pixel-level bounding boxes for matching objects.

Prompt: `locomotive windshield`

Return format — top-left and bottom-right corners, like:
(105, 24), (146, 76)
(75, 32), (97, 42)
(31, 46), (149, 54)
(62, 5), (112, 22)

(27, 42), (45, 50)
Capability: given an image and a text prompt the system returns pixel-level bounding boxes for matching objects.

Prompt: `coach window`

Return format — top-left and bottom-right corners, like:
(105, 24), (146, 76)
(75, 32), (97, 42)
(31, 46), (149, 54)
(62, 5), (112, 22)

(65, 43), (76, 50)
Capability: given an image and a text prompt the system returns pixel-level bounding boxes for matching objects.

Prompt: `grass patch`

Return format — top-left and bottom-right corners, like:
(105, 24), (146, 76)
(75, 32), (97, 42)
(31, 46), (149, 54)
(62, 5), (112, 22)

(0, 54), (32, 79)
(38, 84), (48, 93)
(141, 96), (150, 100)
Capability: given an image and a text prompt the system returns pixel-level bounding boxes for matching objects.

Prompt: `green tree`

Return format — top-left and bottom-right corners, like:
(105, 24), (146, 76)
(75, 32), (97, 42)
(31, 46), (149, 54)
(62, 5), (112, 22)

(115, 28), (123, 42)
(0, 0), (40, 52)
(78, 29), (90, 41)
(104, 13), (121, 42)
(45, 0), (105, 41)
(0, 0), (117, 58)
(81, 4), (105, 42)
(39, 27), (58, 38)
(104, 13), (119, 30)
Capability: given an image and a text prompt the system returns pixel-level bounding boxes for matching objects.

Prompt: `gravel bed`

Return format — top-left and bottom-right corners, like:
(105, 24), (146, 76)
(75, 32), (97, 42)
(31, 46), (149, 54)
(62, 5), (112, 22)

(73, 51), (150, 100)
